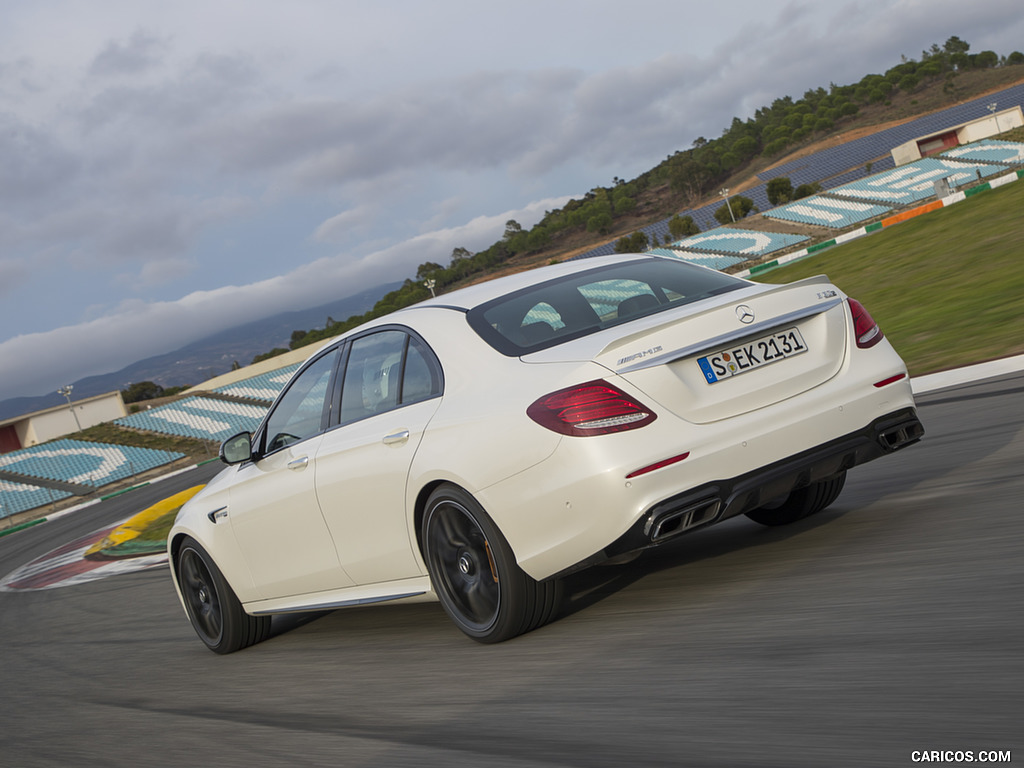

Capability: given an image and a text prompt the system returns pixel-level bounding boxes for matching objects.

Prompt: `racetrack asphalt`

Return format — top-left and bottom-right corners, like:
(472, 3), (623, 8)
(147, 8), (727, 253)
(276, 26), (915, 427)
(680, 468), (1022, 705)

(0, 360), (1021, 767)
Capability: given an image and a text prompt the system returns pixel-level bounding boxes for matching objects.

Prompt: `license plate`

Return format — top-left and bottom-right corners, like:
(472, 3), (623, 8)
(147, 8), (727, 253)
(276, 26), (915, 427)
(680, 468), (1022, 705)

(698, 327), (808, 384)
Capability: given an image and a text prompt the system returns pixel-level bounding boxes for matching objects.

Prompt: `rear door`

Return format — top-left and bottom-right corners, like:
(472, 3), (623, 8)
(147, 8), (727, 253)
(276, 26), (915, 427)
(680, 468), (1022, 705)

(314, 328), (444, 585)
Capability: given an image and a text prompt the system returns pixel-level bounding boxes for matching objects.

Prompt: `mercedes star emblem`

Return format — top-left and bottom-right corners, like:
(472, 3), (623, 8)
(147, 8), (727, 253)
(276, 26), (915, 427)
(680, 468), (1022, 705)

(735, 304), (755, 324)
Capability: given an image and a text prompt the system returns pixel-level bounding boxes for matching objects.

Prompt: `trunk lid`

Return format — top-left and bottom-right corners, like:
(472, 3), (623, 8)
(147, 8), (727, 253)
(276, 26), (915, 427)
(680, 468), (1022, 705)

(524, 276), (850, 424)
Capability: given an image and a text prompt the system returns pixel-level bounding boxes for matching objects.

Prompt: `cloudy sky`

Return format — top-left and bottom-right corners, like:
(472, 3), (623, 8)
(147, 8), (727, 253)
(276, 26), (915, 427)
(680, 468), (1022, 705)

(2, 0), (1022, 401)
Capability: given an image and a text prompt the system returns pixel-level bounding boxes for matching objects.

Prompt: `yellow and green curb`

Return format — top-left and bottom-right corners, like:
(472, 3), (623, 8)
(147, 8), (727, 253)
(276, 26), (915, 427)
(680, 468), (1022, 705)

(84, 484), (206, 560)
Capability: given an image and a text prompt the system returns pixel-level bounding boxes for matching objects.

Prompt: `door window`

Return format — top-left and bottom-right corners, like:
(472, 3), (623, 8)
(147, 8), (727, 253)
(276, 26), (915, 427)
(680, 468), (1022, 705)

(401, 335), (443, 406)
(263, 350), (337, 453)
(339, 330), (442, 425)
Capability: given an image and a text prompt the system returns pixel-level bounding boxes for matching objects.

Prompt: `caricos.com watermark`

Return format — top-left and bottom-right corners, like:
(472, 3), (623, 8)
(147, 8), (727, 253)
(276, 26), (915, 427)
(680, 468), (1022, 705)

(911, 751), (1012, 763)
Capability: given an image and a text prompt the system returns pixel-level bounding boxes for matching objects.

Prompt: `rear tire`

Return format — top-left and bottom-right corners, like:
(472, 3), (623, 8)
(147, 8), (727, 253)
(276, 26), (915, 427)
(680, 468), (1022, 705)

(745, 471), (847, 526)
(176, 536), (271, 654)
(422, 485), (561, 643)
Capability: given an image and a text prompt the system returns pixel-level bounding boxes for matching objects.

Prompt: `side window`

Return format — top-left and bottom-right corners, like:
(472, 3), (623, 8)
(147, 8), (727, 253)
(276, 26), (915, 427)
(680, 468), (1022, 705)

(263, 350), (337, 453)
(402, 336), (443, 405)
(340, 331), (407, 424)
(339, 330), (443, 424)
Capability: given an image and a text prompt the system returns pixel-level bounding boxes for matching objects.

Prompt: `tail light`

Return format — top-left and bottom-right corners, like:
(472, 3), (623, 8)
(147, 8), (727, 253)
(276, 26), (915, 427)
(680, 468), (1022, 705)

(848, 298), (883, 349)
(527, 379), (656, 436)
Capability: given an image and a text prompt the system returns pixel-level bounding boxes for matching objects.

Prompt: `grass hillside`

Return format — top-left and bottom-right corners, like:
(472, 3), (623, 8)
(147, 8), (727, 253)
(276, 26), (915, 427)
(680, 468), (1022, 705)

(755, 178), (1024, 376)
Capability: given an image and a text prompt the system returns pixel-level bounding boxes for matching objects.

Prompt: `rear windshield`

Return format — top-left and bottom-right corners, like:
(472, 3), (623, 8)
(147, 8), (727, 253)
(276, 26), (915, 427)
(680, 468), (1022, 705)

(466, 257), (746, 355)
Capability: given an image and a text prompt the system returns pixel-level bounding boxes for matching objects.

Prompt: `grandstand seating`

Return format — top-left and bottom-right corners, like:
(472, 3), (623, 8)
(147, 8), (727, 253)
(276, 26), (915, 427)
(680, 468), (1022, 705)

(214, 364), (300, 402)
(831, 156), (1009, 205)
(763, 195), (892, 228)
(942, 139), (1024, 165)
(0, 480), (73, 518)
(1, 361), (305, 517)
(116, 397), (268, 442)
(673, 228), (808, 256)
(0, 439), (183, 489)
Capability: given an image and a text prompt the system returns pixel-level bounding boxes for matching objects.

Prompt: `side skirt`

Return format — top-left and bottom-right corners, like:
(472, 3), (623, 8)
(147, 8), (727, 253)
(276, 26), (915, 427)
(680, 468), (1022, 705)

(244, 576), (436, 616)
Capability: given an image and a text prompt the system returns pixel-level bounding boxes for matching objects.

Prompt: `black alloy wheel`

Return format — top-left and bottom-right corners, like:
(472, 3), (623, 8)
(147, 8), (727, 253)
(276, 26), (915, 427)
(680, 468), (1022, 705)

(422, 485), (561, 643)
(176, 536), (271, 654)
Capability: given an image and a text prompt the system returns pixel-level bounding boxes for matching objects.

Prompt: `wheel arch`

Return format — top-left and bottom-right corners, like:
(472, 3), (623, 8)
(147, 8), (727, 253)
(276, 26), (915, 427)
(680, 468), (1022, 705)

(412, 479), (459, 558)
(167, 531), (190, 605)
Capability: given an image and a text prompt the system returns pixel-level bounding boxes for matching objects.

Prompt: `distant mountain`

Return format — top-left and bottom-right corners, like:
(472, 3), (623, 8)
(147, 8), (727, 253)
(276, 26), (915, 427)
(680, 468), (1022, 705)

(0, 282), (400, 422)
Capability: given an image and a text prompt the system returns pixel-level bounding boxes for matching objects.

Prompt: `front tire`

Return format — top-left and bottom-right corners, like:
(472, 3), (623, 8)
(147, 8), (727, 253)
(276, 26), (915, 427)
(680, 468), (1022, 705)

(422, 485), (561, 643)
(745, 471), (847, 526)
(176, 536), (271, 654)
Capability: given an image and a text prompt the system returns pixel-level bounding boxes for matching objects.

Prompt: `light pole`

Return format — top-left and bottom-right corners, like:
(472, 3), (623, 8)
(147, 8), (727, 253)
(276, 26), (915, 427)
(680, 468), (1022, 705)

(720, 188), (736, 223)
(57, 385), (83, 432)
(424, 278), (436, 298)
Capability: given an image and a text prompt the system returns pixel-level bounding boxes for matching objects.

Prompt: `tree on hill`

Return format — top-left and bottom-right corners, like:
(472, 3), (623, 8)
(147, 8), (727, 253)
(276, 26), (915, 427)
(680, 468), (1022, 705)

(766, 177), (794, 205)
(794, 182), (822, 200)
(714, 195), (754, 225)
(416, 261), (443, 281)
(289, 329), (307, 350)
(614, 231), (650, 253)
(668, 214), (700, 239)
(121, 381), (164, 404)
(973, 50), (998, 69)
(943, 36), (970, 56)
(253, 348), (289, 364)
(503, 220), (522, 240)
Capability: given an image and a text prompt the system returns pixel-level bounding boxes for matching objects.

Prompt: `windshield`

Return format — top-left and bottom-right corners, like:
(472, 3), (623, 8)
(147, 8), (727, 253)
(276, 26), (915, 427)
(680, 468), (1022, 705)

(466, 257), (746, 355)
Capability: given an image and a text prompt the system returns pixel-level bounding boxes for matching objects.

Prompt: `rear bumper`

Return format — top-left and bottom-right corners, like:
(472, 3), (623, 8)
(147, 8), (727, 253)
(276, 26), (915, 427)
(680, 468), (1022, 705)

(553, 407), (924, 577)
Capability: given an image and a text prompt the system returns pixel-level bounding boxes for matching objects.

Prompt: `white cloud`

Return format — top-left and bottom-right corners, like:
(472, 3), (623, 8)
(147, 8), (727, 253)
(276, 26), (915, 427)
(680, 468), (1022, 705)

(0, 194), (571, 397)
(313, 206), (375, 243)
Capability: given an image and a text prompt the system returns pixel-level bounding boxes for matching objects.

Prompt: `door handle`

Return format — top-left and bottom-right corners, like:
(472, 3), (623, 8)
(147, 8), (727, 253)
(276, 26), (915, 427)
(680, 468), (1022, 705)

(287, 456), (310, 471)
(382, 429), (410, 445)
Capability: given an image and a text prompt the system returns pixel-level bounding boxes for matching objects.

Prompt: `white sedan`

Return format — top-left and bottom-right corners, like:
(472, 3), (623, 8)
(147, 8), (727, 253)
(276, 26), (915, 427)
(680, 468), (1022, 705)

(169, 254), (923, 652)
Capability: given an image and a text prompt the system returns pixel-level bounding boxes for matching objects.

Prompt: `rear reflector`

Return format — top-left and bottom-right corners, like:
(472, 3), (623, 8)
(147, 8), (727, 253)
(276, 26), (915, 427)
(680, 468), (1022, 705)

(527, 379), (656, 436)
(848, 298), (883, 349)
(626, 452), (690, 478)
(873, 373), (907, 388)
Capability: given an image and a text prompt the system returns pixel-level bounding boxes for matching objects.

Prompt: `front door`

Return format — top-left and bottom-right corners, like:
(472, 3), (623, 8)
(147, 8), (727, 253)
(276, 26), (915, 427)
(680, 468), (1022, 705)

(228, 349), (356, 599)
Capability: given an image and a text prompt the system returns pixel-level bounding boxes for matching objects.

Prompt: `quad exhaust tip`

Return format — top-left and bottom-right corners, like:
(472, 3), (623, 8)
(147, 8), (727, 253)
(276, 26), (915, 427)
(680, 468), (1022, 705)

(879, 421), (925, 451)
(647, 499), (721, 543)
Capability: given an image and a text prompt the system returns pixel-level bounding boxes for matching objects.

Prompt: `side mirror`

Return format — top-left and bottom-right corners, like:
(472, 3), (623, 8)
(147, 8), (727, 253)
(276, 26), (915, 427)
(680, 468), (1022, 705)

(220, 432), (253, 465)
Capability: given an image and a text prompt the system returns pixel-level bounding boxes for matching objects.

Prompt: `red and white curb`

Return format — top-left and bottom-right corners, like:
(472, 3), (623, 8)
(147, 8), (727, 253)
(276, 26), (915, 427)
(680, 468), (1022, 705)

(0, 518), (166, 592)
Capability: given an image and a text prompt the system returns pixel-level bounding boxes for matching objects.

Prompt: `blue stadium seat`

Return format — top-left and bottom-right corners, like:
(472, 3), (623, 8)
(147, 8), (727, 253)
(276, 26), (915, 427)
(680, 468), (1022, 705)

(0, 480), (73, 517)
(116, 397), (268, 442)
(0, 439), (183, 490)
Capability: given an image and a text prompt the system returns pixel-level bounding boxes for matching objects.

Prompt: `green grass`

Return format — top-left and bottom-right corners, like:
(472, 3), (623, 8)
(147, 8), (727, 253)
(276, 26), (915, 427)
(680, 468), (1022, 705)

(75, 422), (218, 464)
(755, 179), (1024, 376)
